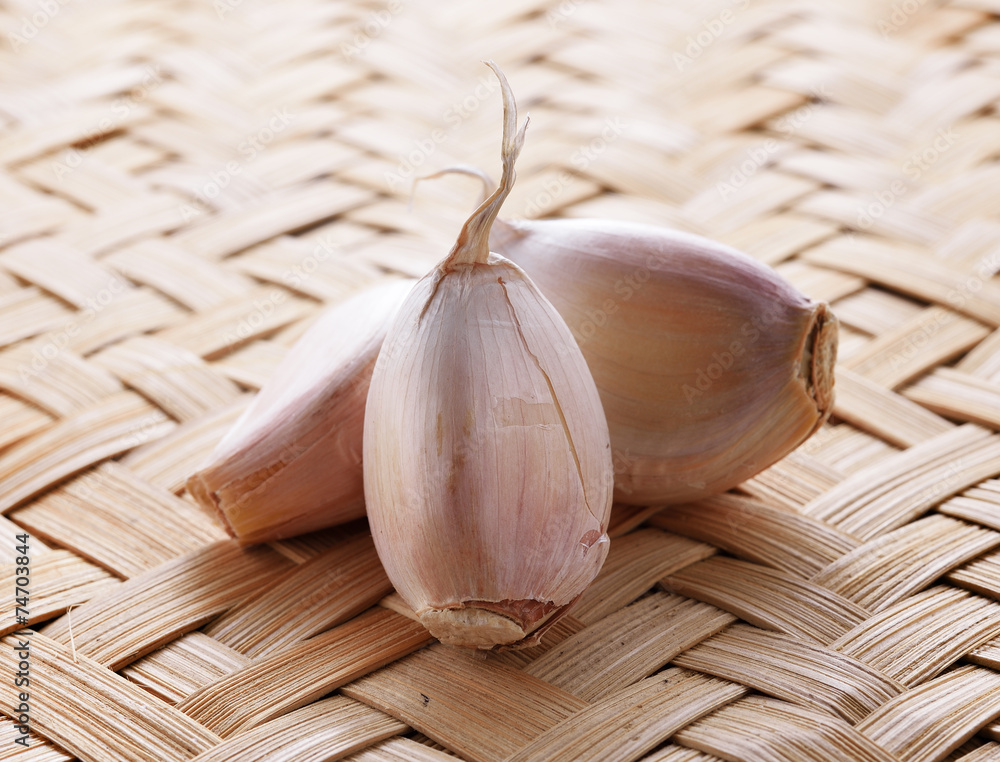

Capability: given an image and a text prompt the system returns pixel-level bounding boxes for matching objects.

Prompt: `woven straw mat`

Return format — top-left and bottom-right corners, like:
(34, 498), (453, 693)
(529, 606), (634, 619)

(2, 0), (1000, 759)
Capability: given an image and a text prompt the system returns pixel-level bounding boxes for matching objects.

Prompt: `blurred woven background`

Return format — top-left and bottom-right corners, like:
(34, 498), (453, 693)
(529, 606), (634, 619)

(2, 0), (1000, 759)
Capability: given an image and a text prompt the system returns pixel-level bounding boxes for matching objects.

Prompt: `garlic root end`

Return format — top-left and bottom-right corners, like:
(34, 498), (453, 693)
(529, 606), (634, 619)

(420, 608), (526, 649)
(419, 597), (565, 649)
(804, 303), (838, 417)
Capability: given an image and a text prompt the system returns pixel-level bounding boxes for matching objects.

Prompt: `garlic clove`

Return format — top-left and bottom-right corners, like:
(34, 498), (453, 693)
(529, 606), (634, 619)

(187, 278), (414, 544)
(363, 62), (614, 650)
(491, 217), (836, 505)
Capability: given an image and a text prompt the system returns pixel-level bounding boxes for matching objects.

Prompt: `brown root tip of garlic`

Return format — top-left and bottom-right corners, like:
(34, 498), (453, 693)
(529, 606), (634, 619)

(420, 609), (525, 649)
(419, 598), (563, 649)
(804, 302), (838, 418)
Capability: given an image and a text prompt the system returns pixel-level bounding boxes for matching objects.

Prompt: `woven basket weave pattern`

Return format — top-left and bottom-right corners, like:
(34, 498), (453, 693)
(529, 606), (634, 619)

(2, 0), (1000, 759)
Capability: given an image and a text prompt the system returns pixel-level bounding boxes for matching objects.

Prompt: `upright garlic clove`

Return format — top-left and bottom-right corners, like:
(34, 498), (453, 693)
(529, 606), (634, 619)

(364, 63), (614, 650)
(491, 217), (836, 505)
(187, 278), (414, 544)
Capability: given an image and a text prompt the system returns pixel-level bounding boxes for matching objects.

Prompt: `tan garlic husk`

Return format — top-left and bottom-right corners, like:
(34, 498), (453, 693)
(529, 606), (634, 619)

(187, 278), (414, 544)
(364, 62), (614, 650)
(490, 217), (837, 505)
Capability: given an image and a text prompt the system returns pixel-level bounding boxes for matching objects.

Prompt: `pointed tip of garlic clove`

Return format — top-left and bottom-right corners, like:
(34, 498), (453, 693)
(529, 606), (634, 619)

(186, 279), (414, 544)
(185, 471), (237, 539)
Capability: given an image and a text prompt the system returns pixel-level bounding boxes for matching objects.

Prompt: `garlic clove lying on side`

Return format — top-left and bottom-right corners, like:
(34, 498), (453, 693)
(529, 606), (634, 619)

(364, 62), (614, 650)
(187, 278), (414, 544)
(491, 217), (836, 505)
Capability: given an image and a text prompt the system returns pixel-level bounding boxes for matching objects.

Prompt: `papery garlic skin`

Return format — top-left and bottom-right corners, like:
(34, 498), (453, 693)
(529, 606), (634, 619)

(363, 62), (613, 649)
(365, 257), (613, 648)
(187, 278), (414, 544)
(492, 217), (837, 505)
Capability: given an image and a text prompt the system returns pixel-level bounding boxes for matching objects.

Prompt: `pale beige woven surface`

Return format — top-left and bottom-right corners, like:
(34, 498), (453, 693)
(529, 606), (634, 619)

(2, 0), (1000, 759)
